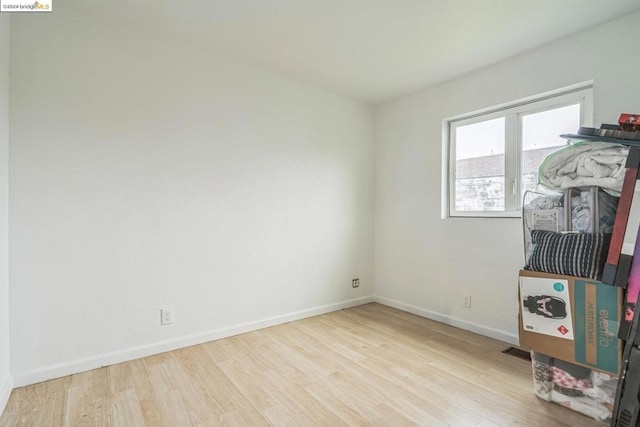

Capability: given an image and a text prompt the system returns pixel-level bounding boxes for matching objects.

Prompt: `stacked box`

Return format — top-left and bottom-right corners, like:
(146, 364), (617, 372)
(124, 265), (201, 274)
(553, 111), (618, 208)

(519, 270), (622, 375)
(531, 351), (617, 424)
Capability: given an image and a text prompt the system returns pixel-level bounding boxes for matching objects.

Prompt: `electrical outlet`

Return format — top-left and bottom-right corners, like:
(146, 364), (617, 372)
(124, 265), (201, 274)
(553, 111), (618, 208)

(161, 308), (174, 325)
(352, 278), (360, 288)
(463, 295), (471, 309)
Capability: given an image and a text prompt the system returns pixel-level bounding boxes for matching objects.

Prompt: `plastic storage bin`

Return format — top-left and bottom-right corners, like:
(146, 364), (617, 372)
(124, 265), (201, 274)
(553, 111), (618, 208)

(531, 351), (618, 424)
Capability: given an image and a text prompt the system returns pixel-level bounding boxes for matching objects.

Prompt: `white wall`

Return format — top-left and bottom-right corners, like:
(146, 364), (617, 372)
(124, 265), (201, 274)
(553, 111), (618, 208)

(0, 14), (12, 414)
(9, 11), (373, 385)
(374, 11), (640, 343)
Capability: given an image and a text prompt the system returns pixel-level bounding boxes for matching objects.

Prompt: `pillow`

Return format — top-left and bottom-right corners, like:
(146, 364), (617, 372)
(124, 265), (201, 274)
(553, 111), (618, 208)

(525, 230), (611, 280)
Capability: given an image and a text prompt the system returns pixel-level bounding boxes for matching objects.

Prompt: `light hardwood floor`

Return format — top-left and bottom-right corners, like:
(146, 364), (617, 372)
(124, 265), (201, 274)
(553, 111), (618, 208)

(0, 303), (601, 426)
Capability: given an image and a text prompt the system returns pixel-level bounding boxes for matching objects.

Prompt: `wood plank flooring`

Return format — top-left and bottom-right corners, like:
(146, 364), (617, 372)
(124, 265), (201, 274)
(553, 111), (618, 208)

(0, 303), (601, 426)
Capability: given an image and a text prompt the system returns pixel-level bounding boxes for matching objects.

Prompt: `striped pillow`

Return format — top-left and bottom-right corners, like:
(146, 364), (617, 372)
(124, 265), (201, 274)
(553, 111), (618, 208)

(526, 230), (611, 280)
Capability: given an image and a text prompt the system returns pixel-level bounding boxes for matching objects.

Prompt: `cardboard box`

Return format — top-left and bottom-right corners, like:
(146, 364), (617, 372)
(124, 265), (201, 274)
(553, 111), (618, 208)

(519, 270), (622, 375)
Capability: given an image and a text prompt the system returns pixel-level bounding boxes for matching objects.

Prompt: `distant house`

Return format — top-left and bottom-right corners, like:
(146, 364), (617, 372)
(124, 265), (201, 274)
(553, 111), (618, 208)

(455, 146), (561, 211)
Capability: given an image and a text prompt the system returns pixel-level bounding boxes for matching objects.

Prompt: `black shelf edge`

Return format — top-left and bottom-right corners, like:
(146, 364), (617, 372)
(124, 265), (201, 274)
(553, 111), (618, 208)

(559, 133), (640, 147)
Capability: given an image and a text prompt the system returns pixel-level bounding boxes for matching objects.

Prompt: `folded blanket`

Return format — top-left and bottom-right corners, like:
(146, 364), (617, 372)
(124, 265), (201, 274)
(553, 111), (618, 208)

(538, 141), (629, 196)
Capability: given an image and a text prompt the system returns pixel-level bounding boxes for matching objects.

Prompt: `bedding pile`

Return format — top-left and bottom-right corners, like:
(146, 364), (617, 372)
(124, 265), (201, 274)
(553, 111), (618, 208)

(538, 141), (629, 196)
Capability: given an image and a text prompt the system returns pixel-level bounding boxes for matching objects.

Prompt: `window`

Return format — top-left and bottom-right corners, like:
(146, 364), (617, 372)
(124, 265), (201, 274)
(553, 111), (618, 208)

(446, 85), (593, 218)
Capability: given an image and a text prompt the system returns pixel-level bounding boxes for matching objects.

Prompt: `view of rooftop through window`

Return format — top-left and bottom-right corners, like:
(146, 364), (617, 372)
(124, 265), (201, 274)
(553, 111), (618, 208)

(521, 104), (581, 194)
(452, 103), (582, 214)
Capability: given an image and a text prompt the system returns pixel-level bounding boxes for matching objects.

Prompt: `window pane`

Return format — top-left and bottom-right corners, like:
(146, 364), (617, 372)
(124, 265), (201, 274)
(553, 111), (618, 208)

(521, 104), (580, 194)
(455, 117), (505, 212)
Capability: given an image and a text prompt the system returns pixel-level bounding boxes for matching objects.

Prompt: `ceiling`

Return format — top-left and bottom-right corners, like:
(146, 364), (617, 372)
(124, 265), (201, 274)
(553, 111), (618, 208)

(65, 0), (640, 104)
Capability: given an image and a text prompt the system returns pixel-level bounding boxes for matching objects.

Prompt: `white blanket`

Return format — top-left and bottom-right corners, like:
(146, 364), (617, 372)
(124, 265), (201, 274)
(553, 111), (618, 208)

(538, 141), (629, 196)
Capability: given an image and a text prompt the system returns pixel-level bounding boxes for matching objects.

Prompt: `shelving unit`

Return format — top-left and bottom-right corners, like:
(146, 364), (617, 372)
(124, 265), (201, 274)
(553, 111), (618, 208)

(558, 128), (640, 426)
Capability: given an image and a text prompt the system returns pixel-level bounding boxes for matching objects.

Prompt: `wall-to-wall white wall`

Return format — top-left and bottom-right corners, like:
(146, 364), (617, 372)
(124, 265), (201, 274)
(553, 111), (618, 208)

(9, 11), (374, 385)
(374, 11), (640, 343)
(0, 14), (12, 415)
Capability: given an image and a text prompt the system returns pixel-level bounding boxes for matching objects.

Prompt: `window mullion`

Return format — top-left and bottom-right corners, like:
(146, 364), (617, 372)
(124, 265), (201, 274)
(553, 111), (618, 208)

(449, 123), (457, 217)
(504, 114), (519, 211)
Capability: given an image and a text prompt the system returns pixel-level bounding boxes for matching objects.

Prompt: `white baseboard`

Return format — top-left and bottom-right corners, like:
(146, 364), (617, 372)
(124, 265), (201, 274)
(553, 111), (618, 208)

(12, 295), (517, 387)
(374, 296), (519, 345)
(0, 374), (13, 417)
(13, 296), (374, 387)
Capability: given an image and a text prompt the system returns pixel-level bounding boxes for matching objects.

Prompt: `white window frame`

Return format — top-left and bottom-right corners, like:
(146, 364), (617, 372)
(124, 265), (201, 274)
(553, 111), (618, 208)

(445, 85), (593, 218)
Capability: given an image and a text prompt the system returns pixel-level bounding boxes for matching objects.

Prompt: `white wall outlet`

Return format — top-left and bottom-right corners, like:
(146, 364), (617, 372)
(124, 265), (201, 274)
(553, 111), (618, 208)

(463, 295), (471, 309)
(161, 308), (174, 325)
